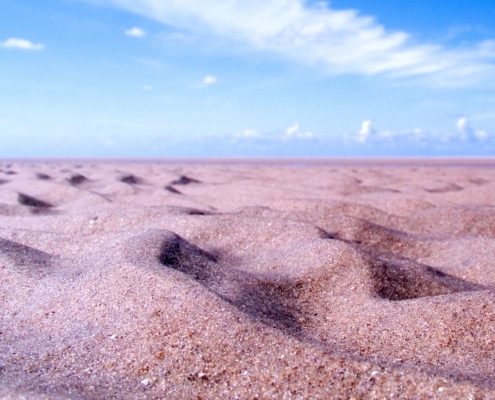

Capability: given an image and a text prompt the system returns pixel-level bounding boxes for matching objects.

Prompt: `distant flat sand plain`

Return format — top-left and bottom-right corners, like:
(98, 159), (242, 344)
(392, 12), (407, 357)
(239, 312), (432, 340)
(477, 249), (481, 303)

(2, 158), (495, 399)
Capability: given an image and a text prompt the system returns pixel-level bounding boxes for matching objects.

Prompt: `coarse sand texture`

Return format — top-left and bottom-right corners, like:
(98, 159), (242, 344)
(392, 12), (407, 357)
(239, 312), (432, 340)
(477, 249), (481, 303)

(2, 159), (495, 399)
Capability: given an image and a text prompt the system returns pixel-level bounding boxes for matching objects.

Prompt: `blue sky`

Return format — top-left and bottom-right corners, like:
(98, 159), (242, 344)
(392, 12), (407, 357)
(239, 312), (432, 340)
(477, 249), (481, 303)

(1, 0), (495, 157)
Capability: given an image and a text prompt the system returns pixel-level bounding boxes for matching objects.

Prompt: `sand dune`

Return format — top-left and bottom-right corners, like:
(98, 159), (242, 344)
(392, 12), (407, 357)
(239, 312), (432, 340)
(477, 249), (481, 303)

(2, 159), (495, 398)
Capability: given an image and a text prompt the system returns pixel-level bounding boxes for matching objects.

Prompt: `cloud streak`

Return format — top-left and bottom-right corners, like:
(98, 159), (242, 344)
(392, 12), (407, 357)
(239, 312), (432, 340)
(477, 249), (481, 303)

(95, 0), (495, 86)
(0, 38), (44, 50)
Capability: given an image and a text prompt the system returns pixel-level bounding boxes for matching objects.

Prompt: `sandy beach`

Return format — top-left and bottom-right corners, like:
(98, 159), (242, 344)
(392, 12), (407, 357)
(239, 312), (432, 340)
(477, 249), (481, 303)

(2, 158), (495, 399)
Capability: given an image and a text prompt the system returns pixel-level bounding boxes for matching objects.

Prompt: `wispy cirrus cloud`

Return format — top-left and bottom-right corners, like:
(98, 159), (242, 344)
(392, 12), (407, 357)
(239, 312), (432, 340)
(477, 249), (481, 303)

(92, 0), (495, 86)
(0, 38), (44, 50)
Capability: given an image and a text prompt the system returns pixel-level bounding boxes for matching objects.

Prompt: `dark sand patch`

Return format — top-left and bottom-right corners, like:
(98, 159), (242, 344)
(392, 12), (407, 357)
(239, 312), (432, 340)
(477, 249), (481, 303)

(66, 173), (89, 185)
(423, 181), (463, 193)
(172, 175), (202, 185)
(18, 193), (54, 208)
(0, 237), (55, 277)
(119, 174), (143, 184)
(164, 185), (182, 194)
(36, 173), (51, 180)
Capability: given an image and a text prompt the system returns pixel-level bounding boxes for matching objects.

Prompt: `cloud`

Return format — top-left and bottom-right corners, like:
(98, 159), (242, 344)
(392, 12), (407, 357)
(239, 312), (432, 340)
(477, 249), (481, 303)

(456, 117), (470, 136)
(94, 0), (495, 86)
(294, 131), (317, 140)
(456, 117), (489, 140)
(202, 75), (218, 86)
(283, 122), (318, 141)
(285, 122), (299, 136)
(232, 129), (262, 140)
(0, 38), (44, 50)
(356, 120), (375, 142)
(352, 121), (431, 144)
(350, 117), (491, 146)
(476, 130), (489, 140)
(233, 123), (318, 143)
(125, 27), (146, 37)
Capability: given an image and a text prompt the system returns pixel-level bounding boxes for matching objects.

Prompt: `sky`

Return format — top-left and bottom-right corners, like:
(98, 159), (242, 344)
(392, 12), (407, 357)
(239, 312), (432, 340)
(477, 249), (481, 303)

(1, 0), (495, 158)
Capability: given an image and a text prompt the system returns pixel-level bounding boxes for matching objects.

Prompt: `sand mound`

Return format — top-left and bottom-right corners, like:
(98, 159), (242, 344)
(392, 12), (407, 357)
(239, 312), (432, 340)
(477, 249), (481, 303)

(2, 159), (495, 399)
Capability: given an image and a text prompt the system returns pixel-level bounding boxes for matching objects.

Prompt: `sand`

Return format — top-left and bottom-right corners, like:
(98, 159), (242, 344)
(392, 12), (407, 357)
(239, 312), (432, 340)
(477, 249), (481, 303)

(2, 158), (495, 399)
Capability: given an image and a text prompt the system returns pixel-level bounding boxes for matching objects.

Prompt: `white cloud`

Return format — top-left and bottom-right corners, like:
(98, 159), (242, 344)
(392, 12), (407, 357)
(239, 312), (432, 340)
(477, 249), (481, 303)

(456, 117), (470, 137)
(0, 38), (44, 50)
(356, 120), (375, 142)
(297, 131), (318, 140)
(285, 122), (299, 137)
(353, 121), (428, 143)
(283, 122), (318, 141)
(125, 27), (146, 37)
(476, 130), (489, 140)
(350, 118), (491, 145)
(233, 125), (318, 143)
(233, 129), (261, 139)
(411, 128), (428, 140)
(456, 117), (489, 141)
(95, 0), (495, 86)
(203, 75), (217, 85)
